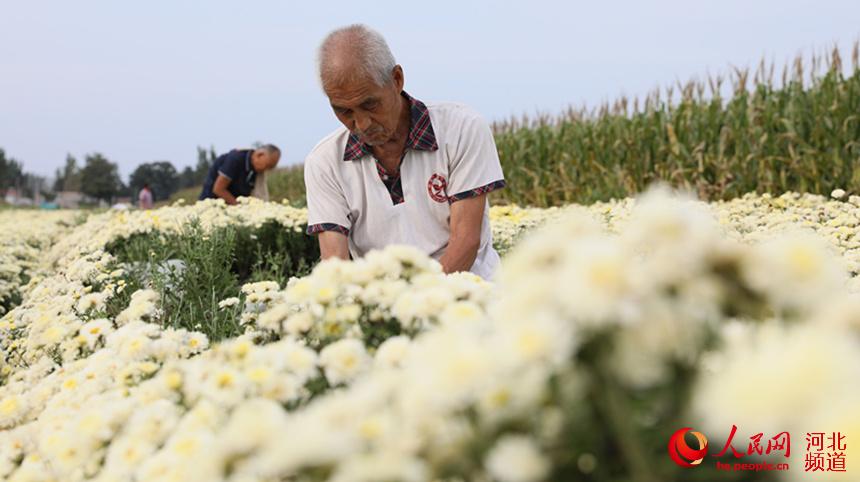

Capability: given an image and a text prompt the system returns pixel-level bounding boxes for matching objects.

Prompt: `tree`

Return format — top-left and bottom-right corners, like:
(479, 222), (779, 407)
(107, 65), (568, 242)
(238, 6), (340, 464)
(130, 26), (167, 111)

(129, 161), (179, 201)
(178, 166), (196, 190)
(19, 173), (48, 199)
(0, 149), (24, 191)
(52, 168), (63, 192)
(173, 145), (217, 190)
(0, 149), (54, 203)
(80, 153), (123, 203)
(194, 146), (217, 183)
(54, 154), (82, 192)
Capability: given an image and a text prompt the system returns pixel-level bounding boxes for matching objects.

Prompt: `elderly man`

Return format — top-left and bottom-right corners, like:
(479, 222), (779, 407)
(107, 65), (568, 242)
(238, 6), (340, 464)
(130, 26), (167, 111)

(199, 144), (280, 204)
(304, 25), (506, 279)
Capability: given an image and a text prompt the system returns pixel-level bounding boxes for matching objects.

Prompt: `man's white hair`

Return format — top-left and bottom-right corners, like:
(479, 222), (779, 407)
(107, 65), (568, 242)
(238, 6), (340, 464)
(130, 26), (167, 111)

(256, 143), (280, 157)
(318, 24), (397, 89)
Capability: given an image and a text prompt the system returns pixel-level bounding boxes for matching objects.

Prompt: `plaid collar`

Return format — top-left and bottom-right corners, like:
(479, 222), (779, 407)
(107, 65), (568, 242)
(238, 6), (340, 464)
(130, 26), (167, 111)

(343, 91), (438, 161)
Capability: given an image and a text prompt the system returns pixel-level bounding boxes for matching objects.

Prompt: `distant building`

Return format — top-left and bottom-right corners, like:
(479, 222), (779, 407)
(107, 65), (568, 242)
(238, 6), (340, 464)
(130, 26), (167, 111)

(55, 191), (97, 209)
(55, 191), (82, 208)
(3, 188), (17, 204)
(3, 188), (34, 206)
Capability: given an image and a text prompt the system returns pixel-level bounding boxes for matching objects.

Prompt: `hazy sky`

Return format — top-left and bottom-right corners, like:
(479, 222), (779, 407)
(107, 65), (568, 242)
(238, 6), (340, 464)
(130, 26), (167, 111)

(1, 1), (858, 179)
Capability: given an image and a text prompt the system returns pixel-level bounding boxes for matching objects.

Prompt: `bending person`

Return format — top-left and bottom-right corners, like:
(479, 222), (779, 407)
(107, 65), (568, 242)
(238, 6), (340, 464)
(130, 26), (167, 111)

(199, 144), (280, 204)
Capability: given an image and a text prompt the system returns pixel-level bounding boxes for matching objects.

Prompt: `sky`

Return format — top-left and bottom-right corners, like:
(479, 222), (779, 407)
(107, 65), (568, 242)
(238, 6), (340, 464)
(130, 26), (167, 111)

(1, 0), (858, 180)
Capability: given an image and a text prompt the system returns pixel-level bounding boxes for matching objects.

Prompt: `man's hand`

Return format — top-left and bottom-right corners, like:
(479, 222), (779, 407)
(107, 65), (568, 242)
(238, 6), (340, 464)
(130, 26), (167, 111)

(318, 231), (350, 261)
(440, 194), (485, 274)
(213, 174), (238, 205)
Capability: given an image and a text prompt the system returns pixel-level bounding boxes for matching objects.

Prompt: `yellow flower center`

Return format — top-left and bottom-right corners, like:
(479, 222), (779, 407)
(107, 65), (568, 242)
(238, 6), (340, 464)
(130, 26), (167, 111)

(0, 397), (19, 415)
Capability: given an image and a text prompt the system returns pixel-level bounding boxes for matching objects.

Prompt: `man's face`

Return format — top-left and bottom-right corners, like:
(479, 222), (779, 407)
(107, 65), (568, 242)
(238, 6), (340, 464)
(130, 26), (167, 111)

(252, 150), (280, 173)
(325, 66), (404, 146)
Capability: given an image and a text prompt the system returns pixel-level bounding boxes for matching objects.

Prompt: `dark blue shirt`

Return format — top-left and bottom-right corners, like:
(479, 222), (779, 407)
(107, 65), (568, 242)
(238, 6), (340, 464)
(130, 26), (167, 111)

(199, 149), (257, 200)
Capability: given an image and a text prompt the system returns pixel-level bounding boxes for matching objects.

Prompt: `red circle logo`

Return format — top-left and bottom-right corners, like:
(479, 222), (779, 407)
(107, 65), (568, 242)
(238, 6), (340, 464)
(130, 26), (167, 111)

(427, 173), (448, 203)
(668, 427), (709, 468)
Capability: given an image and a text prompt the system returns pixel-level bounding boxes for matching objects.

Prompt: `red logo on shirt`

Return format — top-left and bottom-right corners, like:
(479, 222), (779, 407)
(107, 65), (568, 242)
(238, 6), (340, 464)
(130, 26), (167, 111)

(427, 173), (448, 203)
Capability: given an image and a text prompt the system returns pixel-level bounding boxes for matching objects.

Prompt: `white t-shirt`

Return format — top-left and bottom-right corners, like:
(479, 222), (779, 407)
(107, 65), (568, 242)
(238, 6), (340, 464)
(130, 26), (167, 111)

(304, 93), (506, 279)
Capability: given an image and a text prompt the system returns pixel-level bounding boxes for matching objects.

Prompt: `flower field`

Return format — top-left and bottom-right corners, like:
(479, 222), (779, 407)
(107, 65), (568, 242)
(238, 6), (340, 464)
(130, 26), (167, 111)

(1, 191), (859, 481)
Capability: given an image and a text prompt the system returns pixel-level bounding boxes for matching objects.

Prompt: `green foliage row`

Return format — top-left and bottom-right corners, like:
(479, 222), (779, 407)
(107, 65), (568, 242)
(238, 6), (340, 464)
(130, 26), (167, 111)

(107, 220), (318, 341)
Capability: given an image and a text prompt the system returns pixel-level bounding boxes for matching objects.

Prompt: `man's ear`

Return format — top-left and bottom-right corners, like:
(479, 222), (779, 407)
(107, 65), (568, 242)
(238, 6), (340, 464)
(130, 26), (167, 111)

(392, 65), (404, 92)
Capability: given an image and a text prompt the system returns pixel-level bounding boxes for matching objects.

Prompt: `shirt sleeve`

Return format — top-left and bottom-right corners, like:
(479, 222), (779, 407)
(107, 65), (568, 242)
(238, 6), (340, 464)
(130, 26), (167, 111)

(446, 111), (506, 203)
(217, 151), (244, 181)
(304, 156), (351, 236)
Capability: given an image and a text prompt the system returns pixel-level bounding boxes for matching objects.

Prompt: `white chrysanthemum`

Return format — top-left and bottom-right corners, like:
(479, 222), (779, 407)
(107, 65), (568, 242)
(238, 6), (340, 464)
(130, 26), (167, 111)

(35, 322), (74, 348)
(808, 293), (860, 332)
(198, 365), (249, 407)
(359, 278), (409, 307)
(123, 399), (182, 445)
(257, 303), (290, 332)
(75, 292), (108, 313)
(39, 428), (97, 475)
(742, 233), (847, 312)
(284, 311), (314, 336)
(328, 450), (427, 482)
(609, 298), (710, 388)
(496, 216), (639, 329)
(485, 435), (550, 482)
(78, 318), (113, 349)
(116, 289), (160, 325)
(218, 297), (240, 309)
(102, 436), (158, 476)
(219, 398), (289, 459)
(365, 244), (442, 279)
(139, 429), (223, 481)
(320, 338), (371, 385)
(693, 322), (860, 437)
(496, 313), (575, 369)
(241, 281), (280, 295)
(284, 277), (314, 304)
(0, 394), (28, 428)
(259, 372), (302, 403)
(335, 303), (362, 323)
(621, 187), (721, 280)
(281, 342), (319, 380)
(374, 336), (411, 369)
(439, 300), (485, 326)
(476, 367), (549, 425)
(176, 331), (208, 358)
(402, 324), (496, 409)
(392, 287), (456, 325)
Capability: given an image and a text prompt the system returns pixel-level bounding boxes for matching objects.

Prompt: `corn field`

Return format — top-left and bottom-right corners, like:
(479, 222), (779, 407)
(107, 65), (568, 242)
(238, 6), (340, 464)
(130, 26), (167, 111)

(492, 42), (860, 207)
